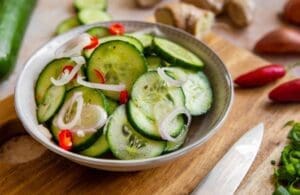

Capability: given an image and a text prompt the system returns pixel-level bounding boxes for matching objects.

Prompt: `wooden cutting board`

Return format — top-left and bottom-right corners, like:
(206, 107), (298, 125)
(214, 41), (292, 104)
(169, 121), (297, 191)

(0, 32), (298, 194)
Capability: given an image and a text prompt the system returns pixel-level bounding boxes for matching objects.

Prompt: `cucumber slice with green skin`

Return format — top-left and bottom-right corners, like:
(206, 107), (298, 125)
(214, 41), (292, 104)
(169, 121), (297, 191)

(83, 35), (144, 59)
(128, 34), (153, 49)
(146, 56), (162, 70)
(37, 85), (65, 123)
(56, 17), (80, 35)
(87, 40), (147, 100)
(51, 86), (107, 151)
(153, 37), (204, 69)
(35, 58), (77, 105)
(86, 27), (110, 38)
(78, 9), (112, 25)
(101, 35), (144, 52)
(74, 0), (108, 11)
(128, 71), (185, 140)
(79, 133), (109, 157)
(105, 98), (118, 115)
(166, 67), (213, 115)
(106, 105), (166, 160)
(164, 127), (188, 153)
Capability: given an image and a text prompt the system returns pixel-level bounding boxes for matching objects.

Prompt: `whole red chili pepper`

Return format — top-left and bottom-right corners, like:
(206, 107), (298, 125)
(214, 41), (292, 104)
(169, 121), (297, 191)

(269, 79), (300, 103)
(234, 64), (286, 88)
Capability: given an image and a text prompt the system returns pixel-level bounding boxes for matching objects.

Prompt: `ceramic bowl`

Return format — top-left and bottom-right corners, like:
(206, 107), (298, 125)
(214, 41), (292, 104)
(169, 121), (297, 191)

(15, 21), (233, 171)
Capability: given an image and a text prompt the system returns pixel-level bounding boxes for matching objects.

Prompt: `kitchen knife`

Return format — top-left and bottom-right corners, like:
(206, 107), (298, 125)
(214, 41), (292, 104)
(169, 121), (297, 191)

(192, 123), (264, 195)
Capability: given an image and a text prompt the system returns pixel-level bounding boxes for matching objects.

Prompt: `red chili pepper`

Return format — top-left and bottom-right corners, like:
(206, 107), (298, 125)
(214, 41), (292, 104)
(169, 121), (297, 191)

(269, 79), (300, 102)
(119, 90), (129, 104)
(62, 65), (77, 79)
(234, 64), (286, 88)
(109, 23), (125, 35)
(94, 69), (106, 83)
(58, 130), (73, 151)
(84, 36), (99, 49)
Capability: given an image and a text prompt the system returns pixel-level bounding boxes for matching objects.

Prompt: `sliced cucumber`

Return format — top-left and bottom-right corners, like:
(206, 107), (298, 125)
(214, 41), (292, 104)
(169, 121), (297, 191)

(86, 26), (110, 38)
(166, 67), (213, 115)
(56, 17), (80, 35)
(80, 133), (109, 157)
(106, 105), (165, 160)
(74, 0), (108, 11)
(164, 127), (188, 153)
(83, 35), (144, 59)
(105, 98), (118, 115)
(101, 35), (144, 52)
(37, 85), (65, 123)
(35, 58), (77, 105)
(128, 71), (185, 140)
(78, 9), (111, 25)
(128, 34), (153, 50)
(153, 37), (204, 69)
(51, 86), (106, 151)
(87, 40), (147, 100)
(146, 56), (162, 70)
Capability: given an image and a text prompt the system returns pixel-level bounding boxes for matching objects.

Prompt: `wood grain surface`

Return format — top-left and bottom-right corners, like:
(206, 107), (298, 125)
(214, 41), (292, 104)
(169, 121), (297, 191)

(0, 32), (298, 194)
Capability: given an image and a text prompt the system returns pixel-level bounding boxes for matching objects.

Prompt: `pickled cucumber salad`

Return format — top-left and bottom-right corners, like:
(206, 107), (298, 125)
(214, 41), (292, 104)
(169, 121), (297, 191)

(35, 23), (213, 160)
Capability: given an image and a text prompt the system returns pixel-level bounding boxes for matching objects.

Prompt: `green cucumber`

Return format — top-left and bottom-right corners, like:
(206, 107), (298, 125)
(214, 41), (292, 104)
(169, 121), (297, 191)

(51, 86), (107, 151)
(128, 34), (153, 53)
(56, 17), (80, 35)
(128, 71), (185, 140)
(74, 0), (108, 11)
(105, 98), (118, 115)
(35, 58), (77, 105)
(83, 35), (144, 59)
(106, 105), (165, 160)
(78, 9), (112, 25)
(164, 127), (188, 153)
(153, 37), (204, 69)
(167, 68), (213, 115)
(86, 26), (110, 38)
(100, 35), (144, 52)
(87, 40), (147, 100)
(37, 85), (65, 123)
(146, 56), (162, 70)
(0, 0), (36, 79)
(80, 133), (109, 157)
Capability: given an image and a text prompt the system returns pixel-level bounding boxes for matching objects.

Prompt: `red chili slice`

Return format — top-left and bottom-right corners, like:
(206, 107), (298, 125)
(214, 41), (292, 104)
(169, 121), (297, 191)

(84, 36), (99, 49)
(62, 65), (77, 79)
(109, 23), (125, 35)
(119, 90), (129, 104)
(58, 130), (73, 151)
(94, 69), (106, 83)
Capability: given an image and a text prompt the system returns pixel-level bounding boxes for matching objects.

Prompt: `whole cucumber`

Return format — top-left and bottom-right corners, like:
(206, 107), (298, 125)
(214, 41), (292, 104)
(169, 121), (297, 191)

(0, 0), (37, 79)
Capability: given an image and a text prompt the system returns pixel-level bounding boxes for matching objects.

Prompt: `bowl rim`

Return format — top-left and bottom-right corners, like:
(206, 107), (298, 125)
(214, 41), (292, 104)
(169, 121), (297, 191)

(15, 20), (234, 167)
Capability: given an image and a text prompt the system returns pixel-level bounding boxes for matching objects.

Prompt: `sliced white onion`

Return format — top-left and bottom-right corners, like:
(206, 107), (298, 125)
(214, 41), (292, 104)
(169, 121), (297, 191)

(38, 125), (52, 139)
(77, 76), (126, 92)
(50, 57), (85, 86)
(57, 92), (84, 130)
(157, 67), (187, 87)
(55, 33), (91, 58)
(159, 107), (191, 142)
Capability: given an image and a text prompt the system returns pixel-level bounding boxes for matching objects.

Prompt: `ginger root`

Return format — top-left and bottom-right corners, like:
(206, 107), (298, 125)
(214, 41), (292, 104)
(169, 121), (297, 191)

(181, 0), (226, 14)
(136, 0), (162, 8)
(226, 0), (255, 27)
(155, 3), (215, 39)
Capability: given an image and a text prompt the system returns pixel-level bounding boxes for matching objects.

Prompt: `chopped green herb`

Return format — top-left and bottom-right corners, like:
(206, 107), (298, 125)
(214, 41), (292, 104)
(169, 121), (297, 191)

(271, 160), (276, 165)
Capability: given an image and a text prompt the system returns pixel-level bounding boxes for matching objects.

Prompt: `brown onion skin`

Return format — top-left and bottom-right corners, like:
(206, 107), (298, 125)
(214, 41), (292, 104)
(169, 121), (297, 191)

(254, 27), (300, 54)
(284, 0), (300, 25)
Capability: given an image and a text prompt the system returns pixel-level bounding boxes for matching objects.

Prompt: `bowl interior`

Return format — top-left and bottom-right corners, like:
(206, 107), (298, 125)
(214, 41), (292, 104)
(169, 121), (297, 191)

(15, 21), (233, 170)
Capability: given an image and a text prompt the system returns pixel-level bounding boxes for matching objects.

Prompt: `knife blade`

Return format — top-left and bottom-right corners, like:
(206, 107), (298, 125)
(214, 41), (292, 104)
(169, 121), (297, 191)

(192, 123), (264, 195)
